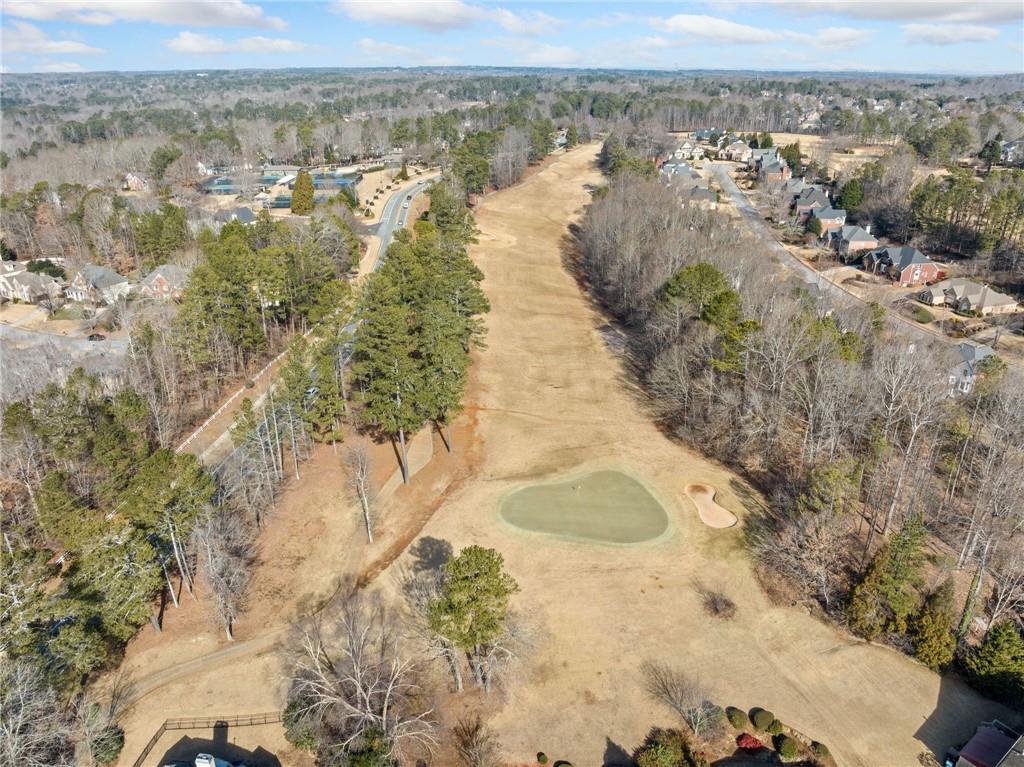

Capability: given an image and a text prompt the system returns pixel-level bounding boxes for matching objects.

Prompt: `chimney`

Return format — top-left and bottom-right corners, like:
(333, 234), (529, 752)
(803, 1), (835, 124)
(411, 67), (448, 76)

(864, 224), (871, 235)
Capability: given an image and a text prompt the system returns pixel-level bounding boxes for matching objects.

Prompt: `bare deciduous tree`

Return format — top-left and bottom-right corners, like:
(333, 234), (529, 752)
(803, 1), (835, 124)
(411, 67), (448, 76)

(640, 661), (716, 736)
(344, 440), (374, 542)
(453, 715), (502, 767)
(288, 591), (436, 763)
(192, 506), (254, 641)
(0, 661), (75, 767)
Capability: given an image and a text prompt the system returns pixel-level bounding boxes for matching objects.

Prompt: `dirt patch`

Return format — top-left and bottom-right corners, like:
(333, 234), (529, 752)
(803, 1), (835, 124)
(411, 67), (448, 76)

(685, 484), (737, 529)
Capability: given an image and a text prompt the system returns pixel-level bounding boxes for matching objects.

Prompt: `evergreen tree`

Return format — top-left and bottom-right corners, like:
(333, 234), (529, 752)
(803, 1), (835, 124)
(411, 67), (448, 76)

(565, 123), (579, 148)
(979, 139), (1001, 173)
(291, 170), (315, 215)
(352, 275), (423, 482)
(837, 178), (864, 211)
(428, 546), (519, 691)
(307, 348), (346, 444)
(847, 514), (927, 638)
(913, 578), (957, 670)
(758, 132), (774, 148)
(964, 620), (1024, 704)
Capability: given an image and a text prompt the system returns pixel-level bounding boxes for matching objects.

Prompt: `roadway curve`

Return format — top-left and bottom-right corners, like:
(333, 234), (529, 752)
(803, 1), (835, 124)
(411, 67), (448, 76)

(178, 172), (438, 463)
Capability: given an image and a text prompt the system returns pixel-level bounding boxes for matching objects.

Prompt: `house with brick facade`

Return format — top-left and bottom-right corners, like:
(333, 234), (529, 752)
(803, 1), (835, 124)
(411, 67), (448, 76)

(831, 225), (878, 260)
(794, 187), (830, 221)
(865, 246), (939, 286)
(810, 207), (846, 239)
(66, 265), (132, 304)
(140, 264), (188, 302)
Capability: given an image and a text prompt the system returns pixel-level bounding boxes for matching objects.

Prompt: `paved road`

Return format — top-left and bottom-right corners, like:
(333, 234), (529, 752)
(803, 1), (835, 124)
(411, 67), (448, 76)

(179, 174), (437, 463)
(709, 162), (950, 348)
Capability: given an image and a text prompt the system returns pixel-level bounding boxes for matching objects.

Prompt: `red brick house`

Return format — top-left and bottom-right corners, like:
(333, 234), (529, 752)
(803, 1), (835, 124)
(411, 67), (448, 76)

(865, 246), (939, 287)
(140, 264), (188, 302)
(810, 207), (847, 239)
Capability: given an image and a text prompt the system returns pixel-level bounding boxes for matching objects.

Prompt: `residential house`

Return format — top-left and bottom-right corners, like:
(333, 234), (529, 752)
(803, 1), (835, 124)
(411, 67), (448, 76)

(122, 173), (149, 192)
(693, 128), (716, 142)
(810, 207), (846, 238)
(66, 265), (132, 304)
(0, 261), (26, 276)
(831, 225), (878, 260)
(1000, 137), (1023, 165)
(949, 342), (996, 396)
(918, 277), (1018, 316)
(760, 159), (791, 184)
(864, 246), (939, 286)
(794, 187), (831, 220)
(950, 720), (1023, 767)
(748, 146), (779, 170)
(214, 206), (258, 225)
(683, 187), (717, 210)
(722, 141), (751, 162)
(140, 264), (189, 302)
(0, 270), (62, 303)
(783, 177), (812, 200)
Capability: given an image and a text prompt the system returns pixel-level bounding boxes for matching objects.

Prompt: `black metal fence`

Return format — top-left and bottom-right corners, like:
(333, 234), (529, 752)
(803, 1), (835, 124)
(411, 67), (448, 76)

(130, 711), (283, 767)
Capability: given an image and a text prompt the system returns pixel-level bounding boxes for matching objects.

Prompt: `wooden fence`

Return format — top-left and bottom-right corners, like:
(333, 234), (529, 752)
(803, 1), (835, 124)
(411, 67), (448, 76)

(130, 711), (283, 767)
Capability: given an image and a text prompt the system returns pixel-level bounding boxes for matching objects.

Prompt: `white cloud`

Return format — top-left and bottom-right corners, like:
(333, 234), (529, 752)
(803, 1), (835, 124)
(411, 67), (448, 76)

(334, 0), (562, 35)
(356, 38), (457, 66)
(786, 26), (873, 49)
(33, 60), (87, 73)
(3, 0), (287, 30)
(757, 1), (1022, 25)
(659, 14), (782, 44)
(482, 37), (581, 66)
(902, 23), (1001, 44)
(490, 8), (563, 36)
(164, 31), (314, 55)
(1, 22), (105, 55)
(334, 0), (481, 31)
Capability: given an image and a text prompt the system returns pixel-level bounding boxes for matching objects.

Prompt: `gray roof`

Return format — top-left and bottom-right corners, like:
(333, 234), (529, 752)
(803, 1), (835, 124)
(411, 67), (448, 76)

(959, 342), (995, 366)
(6, 271), (59, 293)
(142, 263), (188, 289)
(813, 207), (846, 220)
(870, 246), (930, 270)
(215, 206), (257, 224)
(835, 225), (874, 242)
(797, 188), (830, 206)
(77, 264), (127, 290)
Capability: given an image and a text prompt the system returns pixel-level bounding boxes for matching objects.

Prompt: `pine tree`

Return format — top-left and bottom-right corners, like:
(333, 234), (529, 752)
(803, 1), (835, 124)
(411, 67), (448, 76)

(964, 620), (1024, 704)
(307, 349), (346, 444)
(352, 275), (424, 482)
(291, 170), (315, 215)
(847, 514), (926, 638)
(428, 545), (519, 692)
(565, 124), (579, 148)
(913, 578), (957, 670)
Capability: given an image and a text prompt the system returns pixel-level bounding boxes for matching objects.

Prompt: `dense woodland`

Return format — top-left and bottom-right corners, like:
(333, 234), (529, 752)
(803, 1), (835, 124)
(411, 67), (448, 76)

(580, 142), (1024, 710)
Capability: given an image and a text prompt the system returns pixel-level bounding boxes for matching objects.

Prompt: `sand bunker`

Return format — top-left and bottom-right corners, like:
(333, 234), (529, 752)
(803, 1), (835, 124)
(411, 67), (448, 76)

(499, 470), (669, 544)
(685, 484), (737, 528)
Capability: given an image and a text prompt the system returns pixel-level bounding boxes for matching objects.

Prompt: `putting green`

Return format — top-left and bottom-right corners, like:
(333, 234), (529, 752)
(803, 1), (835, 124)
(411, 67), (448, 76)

(499, 470), (669, 544)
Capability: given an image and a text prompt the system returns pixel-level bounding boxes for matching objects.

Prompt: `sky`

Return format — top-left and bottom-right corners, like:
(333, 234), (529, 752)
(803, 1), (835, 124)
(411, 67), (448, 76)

(1, 1), (1022, 75)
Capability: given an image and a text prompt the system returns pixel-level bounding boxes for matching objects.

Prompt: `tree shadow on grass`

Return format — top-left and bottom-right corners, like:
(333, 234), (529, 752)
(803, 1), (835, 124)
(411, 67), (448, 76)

(408, 536), (452, 574)
(602, 735), (635, 766)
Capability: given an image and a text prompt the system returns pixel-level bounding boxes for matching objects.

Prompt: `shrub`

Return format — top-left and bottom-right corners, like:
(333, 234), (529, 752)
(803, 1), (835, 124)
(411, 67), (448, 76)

(726, 706), (748, 729)
(750, 708), (775, 731)
(283, 700), (319, 751)
(912, 306), (934, 324)
(90, 726), (125, 765)
(767, 719), (784, 736)
(811, 741), (830, 758)
(775, 734), (799, 760)
(736, 733), (763, 751)
(701, 589), (737, 620)
(537, 754), (548, 765)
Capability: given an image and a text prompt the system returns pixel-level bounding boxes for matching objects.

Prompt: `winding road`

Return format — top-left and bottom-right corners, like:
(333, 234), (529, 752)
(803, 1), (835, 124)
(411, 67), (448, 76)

(177, 172), (438, 463)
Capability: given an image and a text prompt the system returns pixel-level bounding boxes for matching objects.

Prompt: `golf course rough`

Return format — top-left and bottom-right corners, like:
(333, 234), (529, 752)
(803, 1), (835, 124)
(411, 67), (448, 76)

(498, 469), (670, 544)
